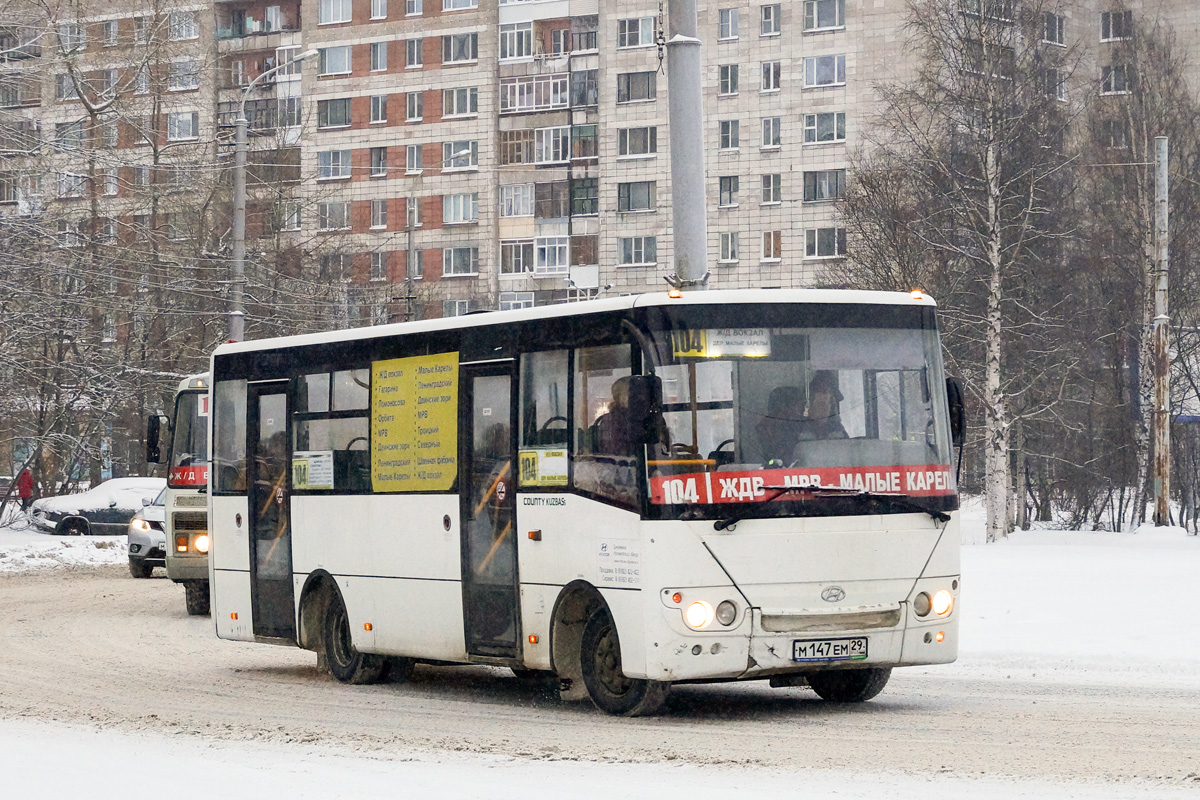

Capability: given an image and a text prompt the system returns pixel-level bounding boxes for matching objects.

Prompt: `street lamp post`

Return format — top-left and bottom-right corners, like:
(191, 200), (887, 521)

(229, 48), (317, 343)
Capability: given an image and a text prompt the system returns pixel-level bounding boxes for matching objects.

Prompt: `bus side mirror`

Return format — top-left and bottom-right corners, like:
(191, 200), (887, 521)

(146, 414), (165, 463)
(946, 377), (966, 448)
(626, 375), (665, 445)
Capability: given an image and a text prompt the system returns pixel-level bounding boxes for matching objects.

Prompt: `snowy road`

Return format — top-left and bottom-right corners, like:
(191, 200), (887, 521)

(0, 566), (1195, 792)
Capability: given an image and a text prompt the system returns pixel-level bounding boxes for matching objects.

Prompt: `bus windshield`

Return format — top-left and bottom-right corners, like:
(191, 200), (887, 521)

(168, 390), (210, 488)
(642, 312), (955, 515)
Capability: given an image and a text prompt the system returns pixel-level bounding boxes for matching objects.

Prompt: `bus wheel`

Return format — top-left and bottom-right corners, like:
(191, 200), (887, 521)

(323, 596), (387, 685)
(806, 668), (891, 703)
(580, 608), (669, 716)
(184, 581), (210, 616)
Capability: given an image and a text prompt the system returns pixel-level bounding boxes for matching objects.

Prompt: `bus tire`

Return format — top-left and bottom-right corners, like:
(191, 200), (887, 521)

(323, 595), (388, 685)
(580, 608), (669, 717)
(806, 668), (891, 703)
(184, 581), (210, 616)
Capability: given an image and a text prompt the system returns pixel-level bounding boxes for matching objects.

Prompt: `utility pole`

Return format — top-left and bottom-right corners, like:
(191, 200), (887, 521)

(665, 0), (709, 291)
(1153, 136), (1170, 526)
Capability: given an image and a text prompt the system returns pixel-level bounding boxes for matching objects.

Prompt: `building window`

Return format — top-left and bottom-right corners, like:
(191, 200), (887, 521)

(319, 0), (353, 25)
(318, 150), (353, 180)
(169, 11), (200, 40)
(804, 112), (845, 143)
(803, 169), (845, 201)
(535, 181), (570, 218)
(370, 146), (388, 176)
(501, 74), (569, 113)
(762, 61), (781, 92)
(277, 202), (302, 231)
(372, 0), (388, 19)
(444, 87), (478, 116)
(534, 236), (569, 275)
(572, 125), (598, 160)
(571, 69), (599, 107)
(374, 94), (391, 123)
(618, 17), (655, 48)
(719, 119), (739, 149)
(406, 144), (424, 172)
(133, 17), (149, 44)
(57, 23), (85, 51)
(318, 201), (351, 230)
(618, 127), (657, 157)
(57, 172), (85, 198)
(499, 292), (535, 311)
(500, 130), (535, 164)
(535, 126), (570, 164)
(806, 227), (847, 258)
(371, 199), (389, 228)
(443, 0), (478, 10)
(500, 22), (533, 60)
(102, 171), (118, 196)
(443, 192), (479, 224)
(442, 140), (478, 169)
(761, 4), (781, 36)
(319, 46), (352, 75)
(317, 98), (352, 128)
(719, 232), (739, 262)
(762, 230), (782, 261)
(1043, 12), (1065, 45)
(761, 174), (782, 204)
(406, 39), (423, 68)
(762, 117), (782, 148)
(406, 197), (421, 227)
(619, 236), (656, 266)
(167, 112), (199, 141)
(1043, 68), (1067, 101)
(101, 20), (118, 47)
(443, 33), (478, 63)
(500, 184), (534, 217)
(169, 61), (200, 91)
(371, 251), (387, 281)
(1099, 119), (1127, 149)
(719, 176), (739, 207)
(571, 178), (599, 215)
(407, 0), (423, 14)
(500, 240), (534, 273)
(55, 74), (78, 101)
(803, 0), (844, 31)
(551, 28), (570, 55)
(617, 71), (656, 103)
(718, 8), (739, 40)
(443, 246), (479, 275)
(617, 181), (656, 212)
(1101, 64), (1131, 94)
(371, 42), (388, 71)
(1101, 10), (1132, 41)
(804, 54), (846, 87)
(719, 64), (739, 95)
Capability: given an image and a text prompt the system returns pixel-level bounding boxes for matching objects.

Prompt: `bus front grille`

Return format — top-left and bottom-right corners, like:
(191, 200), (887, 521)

(173, 512), (207, 532)
(760, 607), (902, 633)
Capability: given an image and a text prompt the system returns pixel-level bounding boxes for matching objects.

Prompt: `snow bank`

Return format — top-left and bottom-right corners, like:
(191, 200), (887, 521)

(0, 523), (127, 573)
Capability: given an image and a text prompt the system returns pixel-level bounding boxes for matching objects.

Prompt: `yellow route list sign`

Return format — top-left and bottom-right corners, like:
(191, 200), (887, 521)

(371, 352), (459, 492)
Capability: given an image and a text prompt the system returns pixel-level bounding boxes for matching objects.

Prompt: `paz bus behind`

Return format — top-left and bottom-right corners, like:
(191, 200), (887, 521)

(207, 289), (964, 715)
(147, 373), (211, 615)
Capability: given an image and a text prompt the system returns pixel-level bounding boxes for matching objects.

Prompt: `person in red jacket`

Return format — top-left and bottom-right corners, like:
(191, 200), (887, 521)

(16, 468), (33, 511)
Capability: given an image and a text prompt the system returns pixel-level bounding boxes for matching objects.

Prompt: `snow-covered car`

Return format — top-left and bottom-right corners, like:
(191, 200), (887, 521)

(31, 477), (167, 536)
(127, 488), (166, 578)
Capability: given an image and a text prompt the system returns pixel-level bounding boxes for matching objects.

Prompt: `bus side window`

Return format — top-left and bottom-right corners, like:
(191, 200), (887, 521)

(519, 351), (570, 488)
(214, 379), (248, 492)
(293, 370), (370, 492)
(572, 345), (637, 508)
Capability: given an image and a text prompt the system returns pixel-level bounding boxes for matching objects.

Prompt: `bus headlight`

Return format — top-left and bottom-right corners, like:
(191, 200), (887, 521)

(932, 589), (953, 616)
(715, 600), (738, 626)
(684, 601), (714, 629)
(194, 534), (210, 554)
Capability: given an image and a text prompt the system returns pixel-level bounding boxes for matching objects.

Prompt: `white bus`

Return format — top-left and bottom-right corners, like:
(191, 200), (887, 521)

(208, 290), (964, 715)
(148, 373), (212, 615)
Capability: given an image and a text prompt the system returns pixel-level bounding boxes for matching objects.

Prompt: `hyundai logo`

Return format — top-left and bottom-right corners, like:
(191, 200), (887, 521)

(821, 586), (846, 603)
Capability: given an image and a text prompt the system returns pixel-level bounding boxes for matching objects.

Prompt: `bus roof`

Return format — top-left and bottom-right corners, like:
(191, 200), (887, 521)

(174, 372), (211, 393)
(211, 289), (936, 359)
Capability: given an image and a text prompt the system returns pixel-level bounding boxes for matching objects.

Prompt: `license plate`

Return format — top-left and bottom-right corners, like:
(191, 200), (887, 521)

(792, 637), (868, 662)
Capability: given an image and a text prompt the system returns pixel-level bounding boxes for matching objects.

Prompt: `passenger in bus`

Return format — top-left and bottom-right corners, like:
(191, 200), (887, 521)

(593, 375), (636, 456)
(756, 386), (805, 467)
(797, 370), (848, 442)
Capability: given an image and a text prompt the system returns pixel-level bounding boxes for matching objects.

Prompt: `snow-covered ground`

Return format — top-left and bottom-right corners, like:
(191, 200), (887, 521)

(2, 500), (1197, 798)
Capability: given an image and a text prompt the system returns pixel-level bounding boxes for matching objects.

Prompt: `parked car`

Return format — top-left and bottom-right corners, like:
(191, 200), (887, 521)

(31, 477), (167, 536)
(127, 488), (167, 578)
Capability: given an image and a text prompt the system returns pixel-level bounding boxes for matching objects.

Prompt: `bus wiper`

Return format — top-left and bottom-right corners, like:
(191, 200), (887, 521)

(713, 484), (949, 531)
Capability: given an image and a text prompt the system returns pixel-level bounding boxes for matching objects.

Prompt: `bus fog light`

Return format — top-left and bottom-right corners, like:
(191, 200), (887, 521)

(913, 592), (932, 617)
(684, 601), (714, 629)
(932, 589), (953, 616)
(715, 600), (737, 626)
(194, 534), (210, 554)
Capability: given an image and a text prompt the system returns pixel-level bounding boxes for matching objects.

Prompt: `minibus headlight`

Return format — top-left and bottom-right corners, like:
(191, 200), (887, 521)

(684, 601), (714, 629)
(913, 592), (932, 617)
(715, 600), (737, 626)
(194, 534), (210, 554)
(932, 589), (953, 616)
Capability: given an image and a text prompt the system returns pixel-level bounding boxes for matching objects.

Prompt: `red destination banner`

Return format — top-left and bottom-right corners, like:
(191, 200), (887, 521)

(169, 465), (209, 487)
(650, 464), (954, 505)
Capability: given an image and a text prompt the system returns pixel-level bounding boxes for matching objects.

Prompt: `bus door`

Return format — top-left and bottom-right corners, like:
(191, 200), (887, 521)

(459, 363), (520, 658)
(247, 381), (296, 641)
